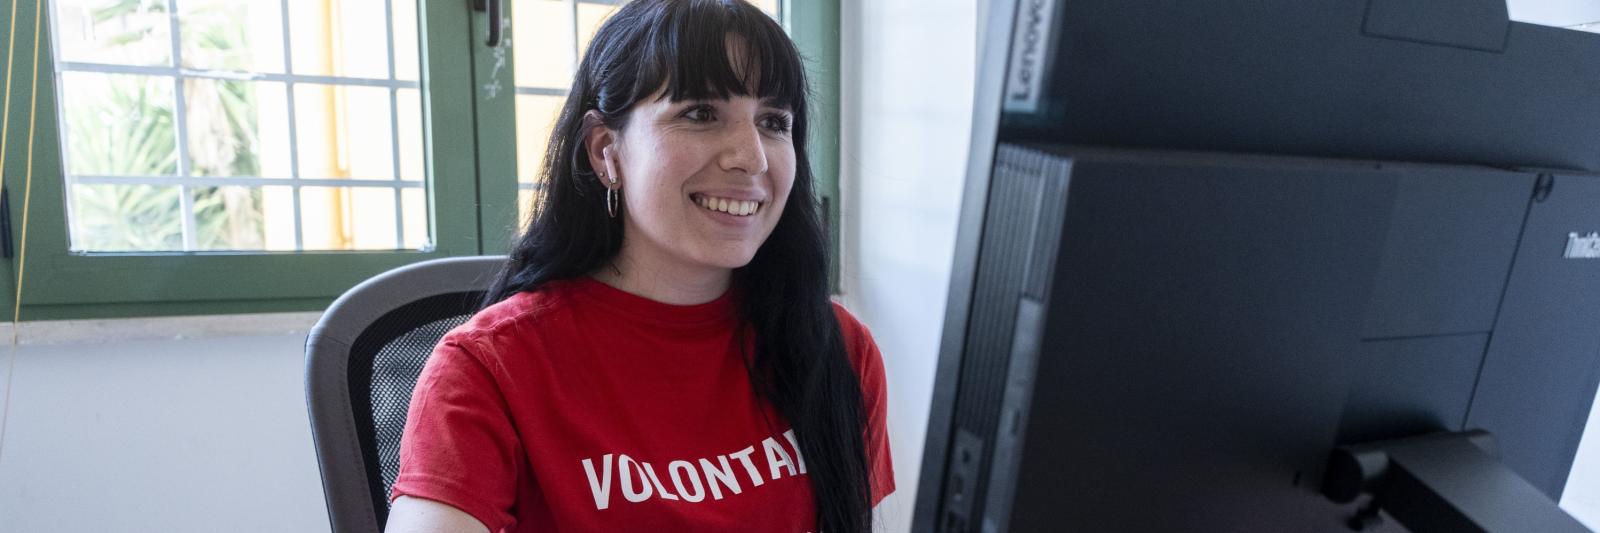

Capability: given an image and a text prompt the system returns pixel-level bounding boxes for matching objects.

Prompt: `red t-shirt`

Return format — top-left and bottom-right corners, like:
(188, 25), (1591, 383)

(390, 277), (894, 532)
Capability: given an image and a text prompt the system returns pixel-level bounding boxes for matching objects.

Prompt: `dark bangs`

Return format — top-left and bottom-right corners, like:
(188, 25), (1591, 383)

(594, 0), (807, 113)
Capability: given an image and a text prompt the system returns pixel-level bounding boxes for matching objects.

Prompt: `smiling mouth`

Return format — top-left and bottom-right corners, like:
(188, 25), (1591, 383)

(693, 194), (763, 217)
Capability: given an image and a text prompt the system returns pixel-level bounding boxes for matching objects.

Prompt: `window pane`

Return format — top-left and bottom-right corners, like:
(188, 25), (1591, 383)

(69, 184), (182, 252)
(398, 88), (425, 181)
(59, 72), (178, 177)
(54, 0), (430, 254)
(191, 185), (282, 251)
(515, 94), (564, 185)
(51, 0), (172, 67)
(262, 185), (297, 250)
(287, 0), (389, 80)
(517, 186), (544, 231)
(393, 0), (421, 82)
(294, 84), (395, 180)
(402, 186), (430, 250)
(185, 79), (288, 177)
(177, 0), (286, 73)
(299, 186), (406, 251)
(576, 3), (621, 57)
(513, 0), (574, 89)
(751, 0), (780, 17)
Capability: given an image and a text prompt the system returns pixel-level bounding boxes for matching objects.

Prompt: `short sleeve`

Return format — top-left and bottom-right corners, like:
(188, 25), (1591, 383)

(832, 304), (897, 508)
(390, 335), (521, 531)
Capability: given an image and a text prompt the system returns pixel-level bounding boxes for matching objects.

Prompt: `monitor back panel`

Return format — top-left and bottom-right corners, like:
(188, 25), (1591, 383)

(1002, 0), (1600, 172)
(933, 143), (1600, 531)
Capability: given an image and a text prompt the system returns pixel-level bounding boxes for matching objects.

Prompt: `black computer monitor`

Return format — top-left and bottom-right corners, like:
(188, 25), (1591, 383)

(914, 1), (1600, 531)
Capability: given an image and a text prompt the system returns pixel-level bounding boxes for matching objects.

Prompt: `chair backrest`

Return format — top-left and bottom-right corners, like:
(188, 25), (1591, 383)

(305, 255), (507, 533)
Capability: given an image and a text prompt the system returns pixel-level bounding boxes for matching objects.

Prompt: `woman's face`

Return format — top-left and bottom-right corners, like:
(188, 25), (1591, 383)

(593, 89), (797, 275)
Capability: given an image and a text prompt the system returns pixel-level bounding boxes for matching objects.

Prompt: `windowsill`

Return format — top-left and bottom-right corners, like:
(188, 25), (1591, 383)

(0, 312), (323, 346)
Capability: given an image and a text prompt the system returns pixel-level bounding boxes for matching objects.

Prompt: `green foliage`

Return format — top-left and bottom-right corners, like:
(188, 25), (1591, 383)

(64, 76), (177, 176)
(191, 185), (263, 250)
(70, 184), (182, 251)
(68, 0), (267, 252)
(64, 74), (182, 251)
(88, 0), (166, 21)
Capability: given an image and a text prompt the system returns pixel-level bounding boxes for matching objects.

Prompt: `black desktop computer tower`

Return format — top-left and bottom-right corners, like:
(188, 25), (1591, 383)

(914, 1), (1600, 531)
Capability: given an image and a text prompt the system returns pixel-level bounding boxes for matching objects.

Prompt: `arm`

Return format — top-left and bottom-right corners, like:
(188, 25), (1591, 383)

(385, 496), (491, 533)
(389, 335), (519, 532)
(831, 303), (898, 507)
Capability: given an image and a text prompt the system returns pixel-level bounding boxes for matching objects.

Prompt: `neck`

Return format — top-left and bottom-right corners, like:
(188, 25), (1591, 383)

(592, 244), (732, 306)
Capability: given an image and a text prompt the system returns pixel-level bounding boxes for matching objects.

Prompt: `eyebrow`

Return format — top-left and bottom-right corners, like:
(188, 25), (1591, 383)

(665, 95), (791, 111)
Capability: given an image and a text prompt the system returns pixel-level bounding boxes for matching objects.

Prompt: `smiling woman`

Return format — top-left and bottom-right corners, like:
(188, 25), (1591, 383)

(509, 0), (784, 228)
(582, 85), (797, 281)
(384, 1), (892, 533)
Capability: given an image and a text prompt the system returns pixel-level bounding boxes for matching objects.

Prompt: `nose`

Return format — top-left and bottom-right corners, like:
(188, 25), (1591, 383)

(719, 120), (769, 177)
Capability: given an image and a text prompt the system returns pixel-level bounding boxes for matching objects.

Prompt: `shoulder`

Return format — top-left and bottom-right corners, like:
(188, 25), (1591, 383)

(830, 301), (885, 377)
(830, 301), (874, 344)
(435, 281), (580, 367)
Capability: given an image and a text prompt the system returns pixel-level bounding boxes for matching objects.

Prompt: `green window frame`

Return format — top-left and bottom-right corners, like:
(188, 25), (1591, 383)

(0, 0), (839, 321)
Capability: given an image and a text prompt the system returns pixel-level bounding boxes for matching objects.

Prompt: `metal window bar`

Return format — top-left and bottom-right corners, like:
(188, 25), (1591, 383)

(165, 0), (197, 250)
(46, 1), (78, 251)
(55, 63), (421, 90)
(279, 0), (305, 251)
(72, 175), (425, 189)
(568, 0), (580, 74)
(513, 87), (567, 97)
(385, 0), (405, 249)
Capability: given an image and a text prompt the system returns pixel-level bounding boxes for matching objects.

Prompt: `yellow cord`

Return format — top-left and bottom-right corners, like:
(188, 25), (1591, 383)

(0, 0), (42, 463)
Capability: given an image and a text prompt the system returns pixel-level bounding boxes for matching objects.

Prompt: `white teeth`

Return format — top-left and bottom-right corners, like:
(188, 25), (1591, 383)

(695, 195), (760, 216)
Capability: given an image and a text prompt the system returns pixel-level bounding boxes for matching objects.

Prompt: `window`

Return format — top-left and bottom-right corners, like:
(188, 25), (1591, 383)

(52, 0), (430, 253)
(0, 0), (832, 321)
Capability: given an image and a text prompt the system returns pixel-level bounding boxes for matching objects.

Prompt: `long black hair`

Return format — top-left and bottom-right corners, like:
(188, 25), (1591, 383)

(479, 1), (873, 530)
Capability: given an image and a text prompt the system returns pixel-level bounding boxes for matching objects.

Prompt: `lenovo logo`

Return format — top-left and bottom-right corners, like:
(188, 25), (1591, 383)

(1003, 0), (1058, 113)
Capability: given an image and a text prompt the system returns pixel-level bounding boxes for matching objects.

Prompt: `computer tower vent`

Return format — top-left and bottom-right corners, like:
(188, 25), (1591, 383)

(944, 144), (1071, 527)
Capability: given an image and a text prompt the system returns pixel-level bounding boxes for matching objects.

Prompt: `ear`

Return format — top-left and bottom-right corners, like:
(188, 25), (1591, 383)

(582, 110), (620, 190)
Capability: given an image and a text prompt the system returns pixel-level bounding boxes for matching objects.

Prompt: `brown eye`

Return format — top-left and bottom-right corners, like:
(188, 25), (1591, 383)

(762, 113), (793, 134)
(681, 104), (715, 123)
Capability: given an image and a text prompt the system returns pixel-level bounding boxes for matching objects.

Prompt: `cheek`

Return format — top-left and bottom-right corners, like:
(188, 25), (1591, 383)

(627, 141), (700, 209)
(768, 147), (799, 203)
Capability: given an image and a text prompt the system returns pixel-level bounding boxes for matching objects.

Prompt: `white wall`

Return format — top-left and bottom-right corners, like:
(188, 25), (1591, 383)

(0, 332), (329, 533)
(1509, 0), (1600, 26)
(837, 1), (978, 532)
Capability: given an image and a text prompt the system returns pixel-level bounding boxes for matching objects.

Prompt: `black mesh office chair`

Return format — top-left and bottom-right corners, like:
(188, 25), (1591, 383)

(305, 255), (506, 533)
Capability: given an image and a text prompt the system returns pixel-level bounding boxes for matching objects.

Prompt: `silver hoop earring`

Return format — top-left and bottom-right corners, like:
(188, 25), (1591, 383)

(606, 178), (619, 219)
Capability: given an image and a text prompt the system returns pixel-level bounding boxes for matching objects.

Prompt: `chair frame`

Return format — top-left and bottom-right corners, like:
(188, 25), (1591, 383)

(305, 255), (506, 533)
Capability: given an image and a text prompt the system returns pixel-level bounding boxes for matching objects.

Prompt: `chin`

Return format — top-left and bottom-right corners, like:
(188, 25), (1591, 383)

(703, 252), (759, 270)
(690, 245), (761, 270)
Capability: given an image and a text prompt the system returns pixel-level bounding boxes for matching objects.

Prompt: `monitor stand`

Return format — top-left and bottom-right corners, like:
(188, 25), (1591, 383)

(1323, 430), (1590, 532)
